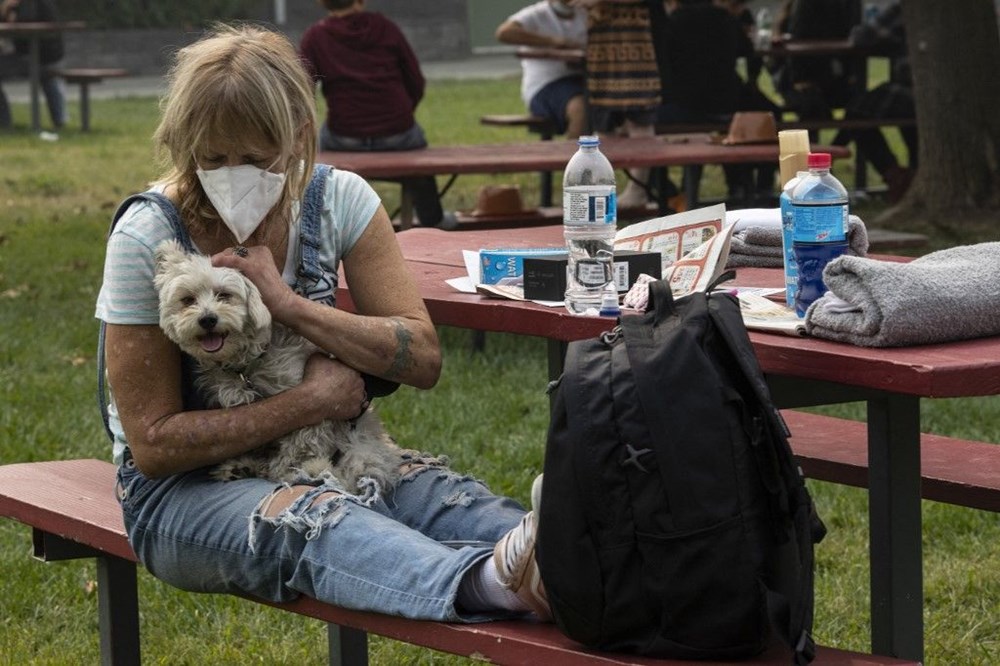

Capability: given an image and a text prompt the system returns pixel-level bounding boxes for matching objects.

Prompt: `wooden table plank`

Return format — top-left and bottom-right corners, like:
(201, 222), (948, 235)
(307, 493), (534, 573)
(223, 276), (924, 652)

(319, 136), (849, 179)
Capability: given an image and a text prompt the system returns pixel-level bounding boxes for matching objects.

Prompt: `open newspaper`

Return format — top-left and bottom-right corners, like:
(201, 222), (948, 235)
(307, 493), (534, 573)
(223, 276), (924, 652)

(614, 205), (809, 335)
(461, 204), (810, 334)
(614, 204), (732, 298)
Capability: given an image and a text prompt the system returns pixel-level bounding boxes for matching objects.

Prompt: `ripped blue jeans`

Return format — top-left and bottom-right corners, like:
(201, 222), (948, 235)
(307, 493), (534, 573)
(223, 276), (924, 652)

(116, 450), (527, 622)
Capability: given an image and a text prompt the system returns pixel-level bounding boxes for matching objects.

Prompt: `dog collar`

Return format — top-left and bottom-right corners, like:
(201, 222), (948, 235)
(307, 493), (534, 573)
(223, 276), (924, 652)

(237, 370), (257, 393)
(220, 357), (264, 396)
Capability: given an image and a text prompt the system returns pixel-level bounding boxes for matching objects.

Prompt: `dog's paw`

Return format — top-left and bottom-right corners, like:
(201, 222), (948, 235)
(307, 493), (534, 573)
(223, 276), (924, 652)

(212, 460), (255, 482)
(336, 449), (403, 493)
(297, 456), (337, 481)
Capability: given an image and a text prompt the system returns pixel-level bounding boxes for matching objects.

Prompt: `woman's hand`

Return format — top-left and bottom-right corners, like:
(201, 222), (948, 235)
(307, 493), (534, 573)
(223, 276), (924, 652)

(302, 353), (369, 421)
(212, 245), (298, 318)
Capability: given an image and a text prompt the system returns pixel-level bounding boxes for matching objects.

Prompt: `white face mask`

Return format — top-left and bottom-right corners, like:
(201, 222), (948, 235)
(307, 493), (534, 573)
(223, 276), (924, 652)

(196, 162), (287, 244)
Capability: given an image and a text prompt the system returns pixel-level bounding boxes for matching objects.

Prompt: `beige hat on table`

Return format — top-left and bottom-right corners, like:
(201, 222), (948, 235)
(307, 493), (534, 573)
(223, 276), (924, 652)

(722, 111), (779, 145)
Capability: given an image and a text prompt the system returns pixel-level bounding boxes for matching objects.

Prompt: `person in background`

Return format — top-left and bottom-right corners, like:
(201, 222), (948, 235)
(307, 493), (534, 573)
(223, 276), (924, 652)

(834, 1), (915, 202)
(716, 0), (765, 88)
(496, 0), (589, 139)
(770, 0), (861, 135)
(99, 23), (550, 632)
(0, 0), (66, 130)
(300, 0), (457, 229)
(658, 0), (745, 126)
(659, 0), (777, 206)
(572, 0), (668, 209)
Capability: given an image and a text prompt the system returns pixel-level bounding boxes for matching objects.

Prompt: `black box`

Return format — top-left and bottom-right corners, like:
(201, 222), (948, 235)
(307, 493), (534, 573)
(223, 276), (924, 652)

(523, 250), (661, 301)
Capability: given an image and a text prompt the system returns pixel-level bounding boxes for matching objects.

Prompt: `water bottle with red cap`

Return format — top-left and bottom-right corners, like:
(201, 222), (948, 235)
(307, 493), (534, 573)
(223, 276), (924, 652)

(789, 152), (849, 316)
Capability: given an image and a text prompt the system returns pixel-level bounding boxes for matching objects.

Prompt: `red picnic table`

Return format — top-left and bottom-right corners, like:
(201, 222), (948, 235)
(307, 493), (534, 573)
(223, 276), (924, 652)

(318, 135), (850, 228)
(337, 226), (1000, 663)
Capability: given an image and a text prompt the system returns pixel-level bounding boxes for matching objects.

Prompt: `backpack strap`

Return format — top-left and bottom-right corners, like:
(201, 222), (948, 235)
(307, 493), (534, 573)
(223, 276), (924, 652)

(97, 192), (196, 442)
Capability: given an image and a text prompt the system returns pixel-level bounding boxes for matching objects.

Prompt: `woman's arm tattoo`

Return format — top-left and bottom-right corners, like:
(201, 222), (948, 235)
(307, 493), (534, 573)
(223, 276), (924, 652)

(385, 318), (414, 379)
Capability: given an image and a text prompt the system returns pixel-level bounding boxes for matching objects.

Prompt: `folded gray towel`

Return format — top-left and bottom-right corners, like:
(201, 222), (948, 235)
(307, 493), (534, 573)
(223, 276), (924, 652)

(805, 242), (1000, 347)
(727, 215), (870, 268)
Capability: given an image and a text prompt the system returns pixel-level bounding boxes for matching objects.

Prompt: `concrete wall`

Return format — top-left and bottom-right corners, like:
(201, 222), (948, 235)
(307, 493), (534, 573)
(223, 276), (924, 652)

(62, 0), (470, 76)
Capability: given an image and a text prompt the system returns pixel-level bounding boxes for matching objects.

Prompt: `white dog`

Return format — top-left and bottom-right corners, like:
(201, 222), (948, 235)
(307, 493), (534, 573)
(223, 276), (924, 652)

(153, 239), (407, 490)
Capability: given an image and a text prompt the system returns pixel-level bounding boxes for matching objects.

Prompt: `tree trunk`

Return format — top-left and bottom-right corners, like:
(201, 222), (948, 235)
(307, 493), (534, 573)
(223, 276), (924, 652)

(880, 0), (1000, 235)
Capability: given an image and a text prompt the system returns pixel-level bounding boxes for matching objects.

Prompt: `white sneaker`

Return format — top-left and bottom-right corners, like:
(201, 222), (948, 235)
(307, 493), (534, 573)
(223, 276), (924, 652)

(435, 211), (459, 231)
(493, 474), (550, 620)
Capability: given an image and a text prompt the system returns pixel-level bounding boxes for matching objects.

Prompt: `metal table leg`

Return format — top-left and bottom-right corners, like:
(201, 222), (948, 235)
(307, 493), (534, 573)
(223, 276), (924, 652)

(765, 376), (925, 661)
(867, 393), (924, 662)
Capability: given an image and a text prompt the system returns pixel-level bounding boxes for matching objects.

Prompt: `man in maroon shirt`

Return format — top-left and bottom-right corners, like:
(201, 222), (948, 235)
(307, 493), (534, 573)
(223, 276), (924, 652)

(300, 0), (457, 229)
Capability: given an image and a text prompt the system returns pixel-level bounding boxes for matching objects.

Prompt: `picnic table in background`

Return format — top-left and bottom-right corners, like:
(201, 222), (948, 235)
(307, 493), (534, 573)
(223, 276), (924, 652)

(0, 19), (84, 130)
(318, 135), (849, 229)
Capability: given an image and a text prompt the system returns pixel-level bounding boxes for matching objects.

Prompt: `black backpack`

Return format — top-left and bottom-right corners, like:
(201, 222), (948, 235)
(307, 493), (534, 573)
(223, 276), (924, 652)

(536, 279), (826, 664)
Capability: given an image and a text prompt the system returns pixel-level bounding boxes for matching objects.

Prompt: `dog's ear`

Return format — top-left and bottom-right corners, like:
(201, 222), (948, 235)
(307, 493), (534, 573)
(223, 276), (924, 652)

(242, 277), (272, 345)
(153, 239), (188, 286)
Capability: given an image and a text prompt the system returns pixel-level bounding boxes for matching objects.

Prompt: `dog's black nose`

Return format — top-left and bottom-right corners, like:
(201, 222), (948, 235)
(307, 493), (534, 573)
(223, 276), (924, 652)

(198, 314), (218, 331)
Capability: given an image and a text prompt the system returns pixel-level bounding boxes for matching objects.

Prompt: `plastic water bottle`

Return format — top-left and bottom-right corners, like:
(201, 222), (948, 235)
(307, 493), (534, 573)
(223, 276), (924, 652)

(790, 152), (849, 316)
(778, 129), (810, 308)
(563, 135), (617, 316)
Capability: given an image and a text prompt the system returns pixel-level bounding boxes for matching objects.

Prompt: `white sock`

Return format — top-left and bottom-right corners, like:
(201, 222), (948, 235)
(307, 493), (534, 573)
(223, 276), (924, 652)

(456, 556), (530, 613)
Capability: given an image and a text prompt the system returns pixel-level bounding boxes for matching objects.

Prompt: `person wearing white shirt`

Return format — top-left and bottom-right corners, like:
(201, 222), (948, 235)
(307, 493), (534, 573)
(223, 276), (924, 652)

(496, 0), (588, 137)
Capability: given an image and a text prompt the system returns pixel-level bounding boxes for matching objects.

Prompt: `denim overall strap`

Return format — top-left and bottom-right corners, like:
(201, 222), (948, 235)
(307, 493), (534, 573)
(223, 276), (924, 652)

(110, 191), (195, 252)
(98, 192), (196, 441)
(295, 164), (399, 398)
(295, 164), (336, 307)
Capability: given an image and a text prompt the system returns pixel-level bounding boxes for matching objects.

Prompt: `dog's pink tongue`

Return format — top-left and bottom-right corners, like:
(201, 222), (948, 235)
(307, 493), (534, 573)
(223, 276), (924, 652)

(200, 334), (225, 353)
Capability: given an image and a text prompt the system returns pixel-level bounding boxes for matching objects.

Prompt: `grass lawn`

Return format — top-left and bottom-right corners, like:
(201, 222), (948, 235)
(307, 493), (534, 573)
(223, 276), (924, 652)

(1, 72), (998, 665)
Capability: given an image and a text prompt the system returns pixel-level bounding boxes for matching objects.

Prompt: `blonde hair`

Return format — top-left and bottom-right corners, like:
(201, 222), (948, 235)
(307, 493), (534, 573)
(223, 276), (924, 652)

(154, 23), (318, 235)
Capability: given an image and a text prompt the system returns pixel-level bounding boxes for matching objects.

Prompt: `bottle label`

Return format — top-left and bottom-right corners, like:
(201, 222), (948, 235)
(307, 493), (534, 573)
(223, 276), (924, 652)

(574, 258), (612, 288)
(564, 185), (616, 224)
(791, 202), (848, 242)
(779, 193), (798, 307)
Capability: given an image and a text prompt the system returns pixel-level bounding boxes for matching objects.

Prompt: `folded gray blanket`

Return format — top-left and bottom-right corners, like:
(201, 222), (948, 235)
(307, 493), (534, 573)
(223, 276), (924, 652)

(805, 242), (1000, 347)
(727, 215), (870, 268)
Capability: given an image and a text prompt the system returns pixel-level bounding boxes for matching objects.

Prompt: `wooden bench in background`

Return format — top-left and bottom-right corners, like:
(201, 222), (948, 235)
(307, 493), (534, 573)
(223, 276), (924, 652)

(0, 456), (933, 666)
(49, 67), (129, 131)
(480, 113), (916, 149)
(481, 113), (559, 140)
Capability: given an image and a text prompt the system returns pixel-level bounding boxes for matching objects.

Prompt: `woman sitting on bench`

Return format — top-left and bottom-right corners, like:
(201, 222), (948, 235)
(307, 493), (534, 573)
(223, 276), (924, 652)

(95, 24), (549, 626)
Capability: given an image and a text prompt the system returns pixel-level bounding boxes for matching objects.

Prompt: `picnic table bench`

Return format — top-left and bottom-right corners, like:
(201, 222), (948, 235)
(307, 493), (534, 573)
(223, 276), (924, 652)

(0, 20), (86, 130)
(0, 457), (926, 665)
(49, 66), (129, 131)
